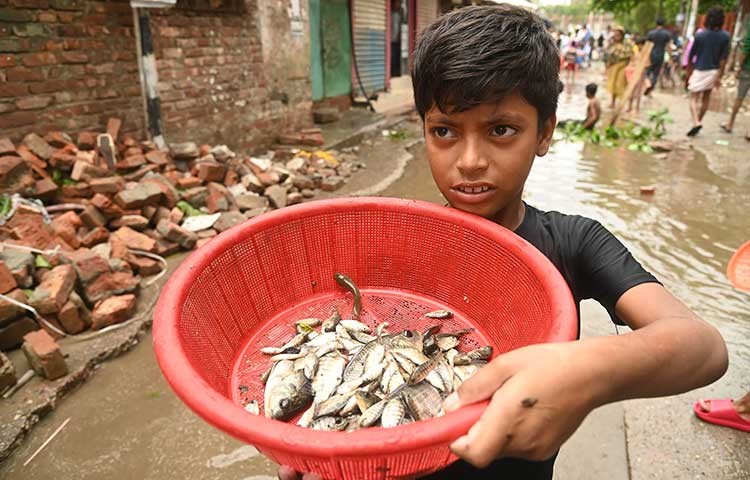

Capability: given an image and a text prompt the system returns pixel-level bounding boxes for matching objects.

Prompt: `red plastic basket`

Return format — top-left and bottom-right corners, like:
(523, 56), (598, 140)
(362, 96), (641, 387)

(153, 197), (577, 479)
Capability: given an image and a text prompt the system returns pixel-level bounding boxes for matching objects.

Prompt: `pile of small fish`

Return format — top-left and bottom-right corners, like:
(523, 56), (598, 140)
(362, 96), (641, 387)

(244, 273), (492, 431)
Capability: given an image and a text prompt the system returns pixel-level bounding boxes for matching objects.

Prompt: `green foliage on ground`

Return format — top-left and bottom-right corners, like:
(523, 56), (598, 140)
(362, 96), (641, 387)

(176, 200), (203, 217)
(560, 108), (672, 153)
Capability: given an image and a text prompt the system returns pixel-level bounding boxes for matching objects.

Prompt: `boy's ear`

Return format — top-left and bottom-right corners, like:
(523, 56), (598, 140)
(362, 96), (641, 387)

(536, 114), (557, 157)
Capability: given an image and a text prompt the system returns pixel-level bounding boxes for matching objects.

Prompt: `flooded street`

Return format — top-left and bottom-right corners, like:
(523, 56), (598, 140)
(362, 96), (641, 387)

(2, 115), (748, 478)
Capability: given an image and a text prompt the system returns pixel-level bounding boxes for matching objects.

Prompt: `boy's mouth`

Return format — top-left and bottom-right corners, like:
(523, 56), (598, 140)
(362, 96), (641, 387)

(452, 182), (495, 194)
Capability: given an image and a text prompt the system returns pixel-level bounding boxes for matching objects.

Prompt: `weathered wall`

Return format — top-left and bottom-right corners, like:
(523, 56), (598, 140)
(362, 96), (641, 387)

(0, 0), (313, 152)
(0, 0), (145, 140)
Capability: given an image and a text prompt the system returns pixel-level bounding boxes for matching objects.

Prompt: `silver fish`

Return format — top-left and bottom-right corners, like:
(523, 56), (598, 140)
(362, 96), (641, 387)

(340, 319), (371, 333)
(454, 346), (493, 365)
(390, 330), (424, 351)
(381, 398), (406, 428)
(436, 335), (460, 352)
(295, 317), (321, 328)
(311, 416), (349, 431)
(408, 357), (437, 385)
(280, 331), (312, 351)
(303, 351), (319, 380)
(354, 390), (381, 413)
(312, 354), (346, 401)
(297, 404), (316, 428)
(402, 382), (443, 421)
(306, 331), (338, 349)
(350, 330), (376, 344)
(334, 273), (362, 321)
(425, 309), (453, 319)
(358, 399), (387, 427)
(339, 394), (361, 416)
(264, 360), (294, 412)
(314, 393), (351, 419)
(322, 306), (341, 332)
(244, 400), (260, 415)
(266, 371), (313, 420)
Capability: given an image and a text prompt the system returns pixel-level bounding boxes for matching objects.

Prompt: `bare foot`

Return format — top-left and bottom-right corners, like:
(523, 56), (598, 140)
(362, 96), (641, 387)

(698, 398), (750, 422)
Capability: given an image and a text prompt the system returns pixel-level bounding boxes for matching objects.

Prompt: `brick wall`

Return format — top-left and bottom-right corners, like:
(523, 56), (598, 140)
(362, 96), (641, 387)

(0, 0), (145, 139)
(1, 0), (313, 152)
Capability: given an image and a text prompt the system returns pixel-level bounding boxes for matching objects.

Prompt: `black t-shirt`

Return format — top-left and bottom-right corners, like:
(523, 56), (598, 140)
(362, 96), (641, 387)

(647, 27), (672, 63)
(423, 204), (658, 479)
(689, 29), (730, 71)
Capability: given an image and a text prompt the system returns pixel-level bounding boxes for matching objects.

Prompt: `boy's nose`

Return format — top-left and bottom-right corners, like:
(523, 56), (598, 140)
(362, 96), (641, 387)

(456, 139), (489, 175)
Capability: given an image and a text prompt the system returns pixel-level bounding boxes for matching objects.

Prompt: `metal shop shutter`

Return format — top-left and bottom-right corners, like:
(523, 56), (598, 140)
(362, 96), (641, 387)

(352, 0), (386, 95)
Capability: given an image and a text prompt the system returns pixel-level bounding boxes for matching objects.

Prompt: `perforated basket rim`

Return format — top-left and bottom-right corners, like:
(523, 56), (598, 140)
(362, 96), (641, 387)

(727, 239), (750, 291)
(153, 197), (577, 459)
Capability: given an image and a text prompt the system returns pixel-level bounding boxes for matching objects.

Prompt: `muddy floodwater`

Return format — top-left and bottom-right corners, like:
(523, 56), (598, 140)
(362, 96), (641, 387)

(2, 133), (748, 479)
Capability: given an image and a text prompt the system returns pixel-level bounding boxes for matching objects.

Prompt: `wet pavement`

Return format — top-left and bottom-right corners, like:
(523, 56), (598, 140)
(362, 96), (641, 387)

(2, 74), (749, 479)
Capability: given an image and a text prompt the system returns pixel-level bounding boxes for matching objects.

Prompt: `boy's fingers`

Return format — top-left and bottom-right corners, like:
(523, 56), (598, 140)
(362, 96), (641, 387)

(444, 356), (513, 412)
(450, 390), (514, 468)
(277, 465), (301, 480)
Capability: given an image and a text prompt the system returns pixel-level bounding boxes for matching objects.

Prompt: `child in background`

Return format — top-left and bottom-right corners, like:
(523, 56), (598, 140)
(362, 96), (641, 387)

(564, 40), (579, 86)
(583, 83), (602, 129)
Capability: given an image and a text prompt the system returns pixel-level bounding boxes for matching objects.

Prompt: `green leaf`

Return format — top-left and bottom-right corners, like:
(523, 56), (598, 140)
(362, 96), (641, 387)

(176, 200), (203, 217)
(35, 255), (52, 268)
(22, 289), (34, 298)
(627, 143), (640, 151)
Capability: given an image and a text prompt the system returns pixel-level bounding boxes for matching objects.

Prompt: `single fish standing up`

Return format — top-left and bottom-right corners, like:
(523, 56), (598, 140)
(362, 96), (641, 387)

(334, 272), (362, 321)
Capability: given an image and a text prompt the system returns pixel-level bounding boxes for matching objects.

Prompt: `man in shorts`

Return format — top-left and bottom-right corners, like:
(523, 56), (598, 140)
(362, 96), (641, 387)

(720, 19), (750, 142)
(685, 6), (730, 137)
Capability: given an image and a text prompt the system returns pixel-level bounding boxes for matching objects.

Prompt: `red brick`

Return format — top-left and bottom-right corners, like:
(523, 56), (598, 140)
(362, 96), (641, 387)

(51, 211), (82, 249)
(33, 178), (58, 201)
(21, 51), (56, 67)
(81, 226), (109, 247)
(115, 154), (145, 170)
(37, 11), (57, 22)
(79, 205), (107, 228)
(91, 193), (125, 218)
(71, 160), (109, 181)
(16, 144), (46, 168)
(177, 176), (202, 188)
(15, 95), (52, 110)
(0, 55), (16, 68)
(106, 117), (121, 141)
(64, 248), (109, 284)
(89, 176), (125, 194)
(0, 317), (37, 350)
(91, 293), (135, 330)
(58, 299), (86, 334)
(28, 79), (65, 94)
(0, 289), (28, 325)
(0, 82), (29, 97)
(197, 162), (226, 182)
(0, 262), (18, 294)
(61, 182), (92, 198)
(145, 149), (169, 165)
(156, 219), (197, 249)
(22, 329), (68, 380)
(8, 210), (56, 250)
(0, 138), (16, 156)
(29, 264), (76, 315)
(44, 131), (73, 148)
(49, 148), (77, 170)
(114, 183), (162, 209)
(125, 253), (161, 276)
(112, 226), (156, 252)
(59, 51), (87, 63)
(110, 214), (149, 231)
(84, 271), (139, 304)
(76, 131), (96, 150)
(6, 66), (44, 82)
(0, 110), (35, 129)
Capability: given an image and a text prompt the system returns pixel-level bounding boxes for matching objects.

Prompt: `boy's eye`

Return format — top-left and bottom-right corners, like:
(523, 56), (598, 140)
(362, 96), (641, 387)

(431, 127), (456, 139)
(490, 126), (517, 137)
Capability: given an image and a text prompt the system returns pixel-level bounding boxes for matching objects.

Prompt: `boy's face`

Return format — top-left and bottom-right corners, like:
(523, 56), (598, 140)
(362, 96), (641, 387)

(423, 93), (555, 222)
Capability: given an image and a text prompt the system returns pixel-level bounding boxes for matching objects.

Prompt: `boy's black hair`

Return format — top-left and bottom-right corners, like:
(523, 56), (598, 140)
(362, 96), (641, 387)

(412, 5), (561, 128)
(705, 6), (725, 30)
(585, 83), (598, 97)
(656, 17), (665, 26)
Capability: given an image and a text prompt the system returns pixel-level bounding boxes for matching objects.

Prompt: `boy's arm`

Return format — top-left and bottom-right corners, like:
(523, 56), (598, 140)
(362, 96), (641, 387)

(445, 280), (727, 468)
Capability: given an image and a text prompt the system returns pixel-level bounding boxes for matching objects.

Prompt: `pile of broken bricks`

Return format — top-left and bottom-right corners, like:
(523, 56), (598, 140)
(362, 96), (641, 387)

(0, 119), (365, 392)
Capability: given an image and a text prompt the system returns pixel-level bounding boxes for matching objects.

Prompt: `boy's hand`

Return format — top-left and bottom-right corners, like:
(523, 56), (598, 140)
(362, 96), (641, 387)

(277, 465), (322, 480)
(444, 342), (597, 468)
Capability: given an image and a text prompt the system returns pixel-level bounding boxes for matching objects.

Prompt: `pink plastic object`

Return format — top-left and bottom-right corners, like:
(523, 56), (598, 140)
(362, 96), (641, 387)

(727, 240), (750, 291)
(153, 197), (577, 479)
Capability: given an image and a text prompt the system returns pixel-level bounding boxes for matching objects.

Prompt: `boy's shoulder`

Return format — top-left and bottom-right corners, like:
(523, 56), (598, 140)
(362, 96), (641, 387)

(520, 204), (603, 241)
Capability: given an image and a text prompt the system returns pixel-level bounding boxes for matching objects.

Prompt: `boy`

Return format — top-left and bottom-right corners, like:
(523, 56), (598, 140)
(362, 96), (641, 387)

(279, 6), (727, 479)
(583, 83), (601, 129)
